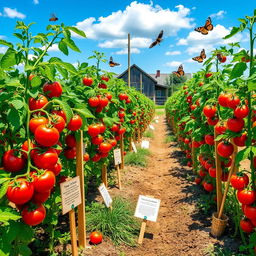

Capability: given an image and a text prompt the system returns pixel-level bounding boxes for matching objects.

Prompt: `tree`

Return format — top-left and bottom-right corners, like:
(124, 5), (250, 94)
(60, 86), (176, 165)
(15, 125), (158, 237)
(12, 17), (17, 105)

(165, 73), (187, 96)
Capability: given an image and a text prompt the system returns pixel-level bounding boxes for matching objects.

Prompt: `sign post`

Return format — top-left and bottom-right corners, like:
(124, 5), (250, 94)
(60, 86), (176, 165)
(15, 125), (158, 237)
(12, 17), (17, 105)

(134, 195), (161, 244)
(98, 183), (113, 209)
(120, 134), (125, 169)
(102, 164), (108, 188)
(114, 148), (122, 189)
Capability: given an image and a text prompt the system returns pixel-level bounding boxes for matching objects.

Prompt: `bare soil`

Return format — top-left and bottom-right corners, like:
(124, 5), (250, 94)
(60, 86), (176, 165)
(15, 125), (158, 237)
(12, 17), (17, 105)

(83, 113), (240, 256)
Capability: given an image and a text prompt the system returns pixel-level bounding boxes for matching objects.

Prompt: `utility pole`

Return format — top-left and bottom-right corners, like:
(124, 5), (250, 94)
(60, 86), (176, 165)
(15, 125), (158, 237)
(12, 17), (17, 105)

(128, 33), (131, 88)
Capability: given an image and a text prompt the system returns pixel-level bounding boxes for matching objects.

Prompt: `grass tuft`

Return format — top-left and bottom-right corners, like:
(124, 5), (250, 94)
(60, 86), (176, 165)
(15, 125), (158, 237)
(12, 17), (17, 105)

(165, 135), (176, 143)
(143, 130), (154, 138)
(86, 197), (140, 246)
(124, 148), (150, 167)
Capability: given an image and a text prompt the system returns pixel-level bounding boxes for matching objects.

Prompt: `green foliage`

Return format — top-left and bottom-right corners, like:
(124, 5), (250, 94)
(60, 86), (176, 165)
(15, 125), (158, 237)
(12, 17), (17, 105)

(124, 148), (150, 167)
(86, 197), (140, 246)
(143, 130), (154, 138)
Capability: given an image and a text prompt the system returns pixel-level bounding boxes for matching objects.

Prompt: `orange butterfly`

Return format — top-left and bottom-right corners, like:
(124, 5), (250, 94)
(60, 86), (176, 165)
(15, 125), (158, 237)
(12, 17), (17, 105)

(192, 49), (206, 63)
(49, 14), (58, 22)
(109, 56), (120, 67)
(194, 17), (213, 35)
(149, 30), (163, 48)
(173, 65), (185, 77)
(217, 53), (223, 61)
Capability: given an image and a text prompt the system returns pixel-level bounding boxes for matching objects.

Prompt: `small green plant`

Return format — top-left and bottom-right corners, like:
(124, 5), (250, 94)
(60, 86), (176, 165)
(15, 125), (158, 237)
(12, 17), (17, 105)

(156, 110), (165, 115)
(86, 197), (140, 246)
(143, 130), (154, 138)
(124, 148), (150, 167)
(204, 243), (245, 256)
(165, 135), (176, 143)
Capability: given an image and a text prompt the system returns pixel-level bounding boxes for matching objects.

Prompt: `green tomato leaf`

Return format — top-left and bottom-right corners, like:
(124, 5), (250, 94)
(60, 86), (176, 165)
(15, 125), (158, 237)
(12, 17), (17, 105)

(66, 26), (86, 38)
(0, 39), (13, 48)
(31, 76), (42, 88)
(10, 99), (24, 110)
(63, 38), (81, 53)
(58, 40), (69, 56)
(74, 108), (95, 119)
(0, 181), (9, 200)
(230, 62), (247, 80)
(235, 147), (251, 166)
(53, 99), (73, 123)
(18, 245), (32, 256)
(223, 26), (241, 39)
(1, 48), (17, 69)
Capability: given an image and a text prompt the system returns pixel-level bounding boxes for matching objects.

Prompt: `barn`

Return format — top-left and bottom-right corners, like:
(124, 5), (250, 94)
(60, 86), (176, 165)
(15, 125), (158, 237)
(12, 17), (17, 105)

(117, 64), (168, 105)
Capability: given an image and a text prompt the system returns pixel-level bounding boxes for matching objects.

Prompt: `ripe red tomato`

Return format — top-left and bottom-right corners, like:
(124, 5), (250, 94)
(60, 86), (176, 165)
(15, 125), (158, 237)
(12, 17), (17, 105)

(126, 98), (131, 104)
(217, 141), (234, 158)
(226, 95), (240, 109)
(32, 170), (56, 193)
(237, 190), (256, 205)
(43, 81), (62, 98)
(33, 148), (58, 169)
(234, 105), (249, 119)
(91, 153), (101, 162)
(203, 105), (216, 118)
(29, 117), (48, 133)
(50, 162), (62, 176)
(89, 231), (103, 244)
(203, 182), (214, 192)
(227, 118), (244, 132)
(215, 122), (227, 135)
(88, 97), (100, 107)
(118, 128), (126, 135)
(100, 152), (109, 158)
(21, 140), (36, 159)
(98, 83), (107, 89)
(88, 124), (101, 137)
(204, 160), (213, 170)
(209, 167), (217, 178)
(195, 177), (202, 185)
(198, 169), (207, 178)
(105, 93), (112, 101)
(92, 135), (104, 145)
(207, 117), (219, 126)
(109, 139), (117, 148)
(3, 149), (26, 172)
(205, 73), (212, 78)
(205, 134), (214, 145)
(67, 115), (83, 131)
(51, 115), (66, 133)
(101, 75), (109, 82)
(52, 110), (67, 122)
(233, 133), (247, 147)
(241, 57), (250, 63)
(83, 153), (90, 162)
(29, 95), (48, 111)
(98, 123), (106, 134)
(34, 125), (59, 147)
(65, 134), (76, 147)
(240, 219), (254, 233)
(64, 147), (76, 159)
(99, 142), (112, 153)
(218, 93), (230, 107)
(221, 172), (229, 182)
(29, 74), (35, 81)
(22, 203), (46, 226)
(118, 111), (125, 118)
(221, 158), (232, 168)
(219, 56), (227, 63)
(6, 179), (34, 205)
(82, 77), (93, 86)
(230, 173), (249, 190)
(98, 97), (109, 108)
(119, 93), (128, 101)
(32, 190), (51, 204)
(244, 205), (256, 220)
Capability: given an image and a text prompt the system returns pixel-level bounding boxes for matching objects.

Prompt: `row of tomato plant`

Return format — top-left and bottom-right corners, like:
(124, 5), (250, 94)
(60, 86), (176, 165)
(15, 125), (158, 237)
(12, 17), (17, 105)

(0, 21), (154, 255)
(165, 11), (256, 255)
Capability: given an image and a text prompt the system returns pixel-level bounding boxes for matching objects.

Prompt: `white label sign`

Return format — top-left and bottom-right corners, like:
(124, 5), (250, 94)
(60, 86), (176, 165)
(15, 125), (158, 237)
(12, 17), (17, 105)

(98, 183), (113, 208)
(149, 125), (155, 130)
(114, 148), (122, 165)
(155, 120), (159, 123)
(141, 140), (150, 149)
(60, 176), (82, 215)
(134, 195), (161, 222)
(131, 141), (137, 153)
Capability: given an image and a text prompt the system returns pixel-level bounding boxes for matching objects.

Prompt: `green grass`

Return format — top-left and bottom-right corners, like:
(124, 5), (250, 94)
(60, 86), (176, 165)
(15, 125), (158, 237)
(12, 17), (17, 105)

(143, 130), (154, 138)
(155, 105), (164, 109)
(124, 148), (150, 167)
(203, 244), (245, 256)
(155, 110), (165, 116)
(86, 197), (140, 246)
(164, 134), (176, 143)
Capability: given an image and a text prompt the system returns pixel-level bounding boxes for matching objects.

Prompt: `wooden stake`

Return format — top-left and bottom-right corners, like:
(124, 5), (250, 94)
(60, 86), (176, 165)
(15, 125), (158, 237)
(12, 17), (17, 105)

(138, 219), (147, 244)
(75, 131), (86, 248)
(129, 136), (132, 152)
(120, 134), (124, 169)
(128, 33), (131, 88)
(116, 164), (122, 190)
(191, 140), (196, 173)
(102, 164), (108, 187)
(69, 209), (78, 256)
(214, 129), (223, 214)
(218, 142), (238, 219)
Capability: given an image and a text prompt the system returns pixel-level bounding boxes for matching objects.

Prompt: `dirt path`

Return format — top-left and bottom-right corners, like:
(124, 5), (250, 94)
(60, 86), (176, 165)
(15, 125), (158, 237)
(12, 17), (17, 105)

(85, 113), (236, 256)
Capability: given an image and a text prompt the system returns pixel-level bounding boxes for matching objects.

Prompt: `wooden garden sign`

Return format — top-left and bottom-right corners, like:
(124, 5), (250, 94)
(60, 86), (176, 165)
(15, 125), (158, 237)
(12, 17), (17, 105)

(98, 183), (113, 209)
(113, 148), (122, 189)
(134, 195), (161, 244)
(60, 176), (82, 256)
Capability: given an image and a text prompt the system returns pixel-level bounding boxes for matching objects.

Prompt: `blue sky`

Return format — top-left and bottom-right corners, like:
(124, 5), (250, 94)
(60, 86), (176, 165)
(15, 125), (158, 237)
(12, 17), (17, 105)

(0, 0), (254, 75)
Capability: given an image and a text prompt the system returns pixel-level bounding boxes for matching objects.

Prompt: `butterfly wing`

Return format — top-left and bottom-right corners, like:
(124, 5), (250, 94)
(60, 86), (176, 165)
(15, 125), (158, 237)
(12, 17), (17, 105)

(49, 14), (58, 21)
(217, 53), (222, 62)
(205, 17), (213, 31)
(177, 65), (185, 76)
(192, 56), (204, 63)
(200, 49), (206, 59)
(194, 26), (209, 35)
(172, 71), (180, 77)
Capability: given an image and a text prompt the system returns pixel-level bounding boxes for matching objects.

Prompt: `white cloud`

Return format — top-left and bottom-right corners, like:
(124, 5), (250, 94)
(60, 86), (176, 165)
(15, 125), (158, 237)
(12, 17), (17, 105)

(177, 24), (243, 55)
(165, 61), (182, 67)
(0, 47), (7, 54)
(41, 44), (59, 52)
(210, 10), (226, 19)
(165, 50), (181, 56)
(3, 7), (26, 19)
(192, 7), (196, 10)
(33, 0), (39, 4)
(115, 48), (140, 55)
(74, 2), (194, 40)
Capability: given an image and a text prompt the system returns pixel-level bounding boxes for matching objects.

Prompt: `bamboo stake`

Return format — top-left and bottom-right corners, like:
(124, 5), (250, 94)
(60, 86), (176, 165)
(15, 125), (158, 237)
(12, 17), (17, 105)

(129, 136), (132, 152)
(218, 142), (238, 219)
(191, 140), (196, 173)
(138, 219), (147, 244)
(120, 134), (124, 169)
(214, 129), (223, 214)
(116, 164), (122, 190)
(102, 164), (108, 187)
(69, 209), (78, 256)
(75, 131), (86, 248)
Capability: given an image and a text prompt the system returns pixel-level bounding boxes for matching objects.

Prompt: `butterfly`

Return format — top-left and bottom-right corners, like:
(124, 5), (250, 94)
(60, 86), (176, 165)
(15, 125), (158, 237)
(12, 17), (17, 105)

(216, 53), (223, 61)
(173, 65), (185, 77)
(109, 56), (120, 67)
(192, 49), (206, 63)
(194, 17), (213, 35)
(149, 30), (163, 48)
(49, 14), (58, 22)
